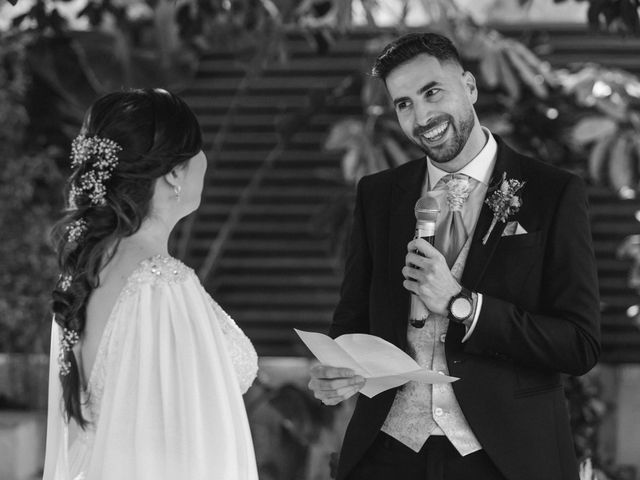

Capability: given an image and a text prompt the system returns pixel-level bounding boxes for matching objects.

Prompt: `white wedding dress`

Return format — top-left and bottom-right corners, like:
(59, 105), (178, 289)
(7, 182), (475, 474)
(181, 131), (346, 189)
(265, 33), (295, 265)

(43, 255), (259, 480)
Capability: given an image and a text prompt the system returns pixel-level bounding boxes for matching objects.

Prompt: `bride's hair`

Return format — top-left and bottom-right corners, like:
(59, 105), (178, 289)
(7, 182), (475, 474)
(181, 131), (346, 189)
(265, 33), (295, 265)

(51, 88), (203, 427)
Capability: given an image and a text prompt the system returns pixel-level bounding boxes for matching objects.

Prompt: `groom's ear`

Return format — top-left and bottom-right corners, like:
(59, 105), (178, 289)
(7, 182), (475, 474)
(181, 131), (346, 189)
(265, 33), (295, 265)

(462, 70), (478, 104)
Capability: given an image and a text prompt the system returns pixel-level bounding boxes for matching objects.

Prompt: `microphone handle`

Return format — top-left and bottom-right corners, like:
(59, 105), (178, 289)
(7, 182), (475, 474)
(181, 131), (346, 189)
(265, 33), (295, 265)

(421, 235), (435, 246)
(415, 220), (436, 256)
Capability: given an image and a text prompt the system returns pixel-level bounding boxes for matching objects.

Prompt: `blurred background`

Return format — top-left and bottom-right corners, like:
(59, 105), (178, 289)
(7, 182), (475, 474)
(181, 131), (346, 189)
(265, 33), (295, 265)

(1, 0), (640, 478)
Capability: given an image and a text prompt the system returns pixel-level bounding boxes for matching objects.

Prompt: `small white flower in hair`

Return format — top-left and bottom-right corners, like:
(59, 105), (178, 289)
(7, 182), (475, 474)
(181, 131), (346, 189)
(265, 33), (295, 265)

(59, 274), (72, 291)
(58, 327), (80, 376)
(66, 219), (88, 242)
(70, 135), (121, 170)
(68, 134), (122, 206)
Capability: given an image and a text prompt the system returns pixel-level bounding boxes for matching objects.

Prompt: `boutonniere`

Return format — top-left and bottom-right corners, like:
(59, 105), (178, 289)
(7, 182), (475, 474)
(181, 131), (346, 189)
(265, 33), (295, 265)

(482, 172), (526, 245)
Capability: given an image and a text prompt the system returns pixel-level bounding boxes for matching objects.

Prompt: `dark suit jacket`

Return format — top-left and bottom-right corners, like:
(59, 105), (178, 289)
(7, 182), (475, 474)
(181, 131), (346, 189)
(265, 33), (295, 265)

(329, 137), (601, 480)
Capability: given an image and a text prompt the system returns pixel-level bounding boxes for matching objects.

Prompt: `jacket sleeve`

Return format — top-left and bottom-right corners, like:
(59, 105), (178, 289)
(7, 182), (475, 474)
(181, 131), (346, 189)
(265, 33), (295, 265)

(330, 178), (373, 338)
(464, 175), (601, 375)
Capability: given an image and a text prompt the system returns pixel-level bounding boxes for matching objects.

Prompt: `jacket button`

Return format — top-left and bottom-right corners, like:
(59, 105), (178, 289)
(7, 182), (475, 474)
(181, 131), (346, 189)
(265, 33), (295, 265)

(439, 334), (446, 343)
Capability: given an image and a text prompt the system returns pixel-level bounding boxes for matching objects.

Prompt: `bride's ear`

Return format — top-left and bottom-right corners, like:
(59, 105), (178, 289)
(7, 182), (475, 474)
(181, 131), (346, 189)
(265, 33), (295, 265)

(162, 163), (187, 191)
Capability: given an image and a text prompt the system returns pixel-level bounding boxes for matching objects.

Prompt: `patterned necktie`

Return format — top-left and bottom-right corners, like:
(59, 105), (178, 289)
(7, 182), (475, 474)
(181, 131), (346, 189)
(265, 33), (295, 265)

(434, 174), (474, 268)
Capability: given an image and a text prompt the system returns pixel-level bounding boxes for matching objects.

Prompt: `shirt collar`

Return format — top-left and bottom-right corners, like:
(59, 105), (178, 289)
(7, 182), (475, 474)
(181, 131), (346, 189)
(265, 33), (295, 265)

(427, 127), (497, 189)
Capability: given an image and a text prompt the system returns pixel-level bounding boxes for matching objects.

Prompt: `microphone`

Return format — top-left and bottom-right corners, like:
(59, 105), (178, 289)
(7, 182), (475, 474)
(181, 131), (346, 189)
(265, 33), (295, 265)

(409, 194), (440, 328)
(414, 194), (440, 246)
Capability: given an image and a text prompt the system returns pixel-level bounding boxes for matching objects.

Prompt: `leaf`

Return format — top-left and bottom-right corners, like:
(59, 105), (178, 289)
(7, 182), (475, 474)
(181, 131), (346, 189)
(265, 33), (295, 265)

(571, 116), (618, 146)
(511, 41), (558, 87)
(587, 0), (609, 29)
(632, 135), (640, 190)
(608, 133), (634, 192)
(479, 40), (501, 89)
(154, 0), (180, 72)
(11, 12), (29, 27)
(361, 76), (388, 110)
(588, 134), (614, 184)
(621, 0), (640, 34)
(49, 8), (67, 33)
(618, 234), (640, 261)
(77, 1), (103, 27)
(324, 119), (365, 151)
(502, 41), (548, 98)
(416, 0), (445, 22)
(334, 0), (353, 32)
(341, 148), (361, 184)
(495, 46), (520, 101)
(360, 0), (378, 26)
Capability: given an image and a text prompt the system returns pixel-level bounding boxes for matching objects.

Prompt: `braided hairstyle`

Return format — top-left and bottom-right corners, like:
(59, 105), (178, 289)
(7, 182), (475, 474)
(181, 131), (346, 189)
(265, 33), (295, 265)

(51, 88), (203, 427)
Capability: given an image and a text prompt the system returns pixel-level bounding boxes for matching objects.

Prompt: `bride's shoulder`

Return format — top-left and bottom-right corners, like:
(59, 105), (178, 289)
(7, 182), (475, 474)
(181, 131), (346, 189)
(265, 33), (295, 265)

(121, 255), (194, 296)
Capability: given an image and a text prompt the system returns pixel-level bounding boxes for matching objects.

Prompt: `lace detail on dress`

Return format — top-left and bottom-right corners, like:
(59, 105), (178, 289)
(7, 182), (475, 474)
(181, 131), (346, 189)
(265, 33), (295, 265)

(208, 297), (258, 393)
(119, 255), (193, 297)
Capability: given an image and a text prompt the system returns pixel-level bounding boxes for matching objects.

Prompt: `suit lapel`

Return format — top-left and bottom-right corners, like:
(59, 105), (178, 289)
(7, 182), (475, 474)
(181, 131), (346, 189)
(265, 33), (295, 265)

(462, 137), (523, 290)
(388, 158), (427, 350)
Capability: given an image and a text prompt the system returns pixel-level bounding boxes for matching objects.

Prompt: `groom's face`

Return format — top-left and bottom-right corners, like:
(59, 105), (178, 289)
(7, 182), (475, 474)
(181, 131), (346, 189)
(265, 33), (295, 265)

(385, 53), (478, 168)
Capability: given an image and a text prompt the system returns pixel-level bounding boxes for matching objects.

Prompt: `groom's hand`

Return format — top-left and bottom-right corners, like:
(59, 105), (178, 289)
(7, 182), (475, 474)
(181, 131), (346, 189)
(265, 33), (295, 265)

(403, 238), (461, 316)
(308, 364), (366, 406)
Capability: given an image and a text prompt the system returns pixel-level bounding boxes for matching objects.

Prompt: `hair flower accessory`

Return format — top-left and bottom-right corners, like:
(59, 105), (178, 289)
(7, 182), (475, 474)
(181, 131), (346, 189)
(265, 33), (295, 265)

(69, 134), (121, 207)
(58, 326), (80, 376)
(482, 172), (525, 245)
(71, 135), (121, 169)
(66, 219), (88, 243)
(59, 274), (73, 291)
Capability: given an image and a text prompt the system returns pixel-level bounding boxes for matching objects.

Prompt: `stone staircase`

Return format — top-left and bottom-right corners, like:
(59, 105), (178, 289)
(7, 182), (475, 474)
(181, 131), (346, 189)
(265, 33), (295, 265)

(179, 25), (640, 362)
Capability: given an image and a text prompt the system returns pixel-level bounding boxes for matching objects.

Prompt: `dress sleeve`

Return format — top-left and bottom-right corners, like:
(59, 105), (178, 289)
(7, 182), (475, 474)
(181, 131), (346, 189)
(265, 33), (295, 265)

(86, 271), (258, 480)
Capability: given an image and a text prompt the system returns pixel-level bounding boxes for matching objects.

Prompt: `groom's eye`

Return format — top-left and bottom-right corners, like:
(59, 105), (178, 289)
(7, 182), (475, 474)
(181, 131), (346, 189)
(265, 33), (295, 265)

(395, 101), (410, 112)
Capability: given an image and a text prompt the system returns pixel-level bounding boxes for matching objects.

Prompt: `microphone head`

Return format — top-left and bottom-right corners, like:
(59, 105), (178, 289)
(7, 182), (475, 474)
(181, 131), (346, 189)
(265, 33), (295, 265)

(415, 194), (440, 223)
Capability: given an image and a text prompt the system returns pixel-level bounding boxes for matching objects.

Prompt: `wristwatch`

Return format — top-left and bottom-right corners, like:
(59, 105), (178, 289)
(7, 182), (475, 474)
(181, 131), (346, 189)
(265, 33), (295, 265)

(447, 287), (474, 324)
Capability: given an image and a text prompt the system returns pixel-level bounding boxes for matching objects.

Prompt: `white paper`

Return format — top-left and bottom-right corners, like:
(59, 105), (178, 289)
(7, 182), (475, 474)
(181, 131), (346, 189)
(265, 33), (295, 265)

(295, 329), (458, 397)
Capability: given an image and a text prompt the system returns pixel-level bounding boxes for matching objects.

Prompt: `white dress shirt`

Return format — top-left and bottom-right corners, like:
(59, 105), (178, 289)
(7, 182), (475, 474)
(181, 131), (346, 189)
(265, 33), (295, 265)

(425, 127), (497, 341)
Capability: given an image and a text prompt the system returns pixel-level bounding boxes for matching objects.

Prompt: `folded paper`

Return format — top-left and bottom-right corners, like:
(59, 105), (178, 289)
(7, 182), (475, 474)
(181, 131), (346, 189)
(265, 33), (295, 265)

(295, 329), (458, 397)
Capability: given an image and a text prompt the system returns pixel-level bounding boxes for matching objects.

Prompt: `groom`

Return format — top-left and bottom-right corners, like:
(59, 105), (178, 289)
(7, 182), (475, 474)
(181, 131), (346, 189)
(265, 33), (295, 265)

(308, 32), (601, 480)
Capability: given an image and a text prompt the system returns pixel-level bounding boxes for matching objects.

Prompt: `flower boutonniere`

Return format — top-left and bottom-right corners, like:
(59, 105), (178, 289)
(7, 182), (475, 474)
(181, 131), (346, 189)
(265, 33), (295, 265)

(482, 172), (526, 245)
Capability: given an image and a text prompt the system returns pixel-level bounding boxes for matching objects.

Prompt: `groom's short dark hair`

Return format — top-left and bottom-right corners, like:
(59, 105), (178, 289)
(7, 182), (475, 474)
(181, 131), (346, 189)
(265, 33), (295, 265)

(371, 32), (462, 81)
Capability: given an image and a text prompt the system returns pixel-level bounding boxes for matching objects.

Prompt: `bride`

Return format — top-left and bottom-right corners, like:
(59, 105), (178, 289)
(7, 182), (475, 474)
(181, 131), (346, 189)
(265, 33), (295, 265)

(43, 88), (259, 479)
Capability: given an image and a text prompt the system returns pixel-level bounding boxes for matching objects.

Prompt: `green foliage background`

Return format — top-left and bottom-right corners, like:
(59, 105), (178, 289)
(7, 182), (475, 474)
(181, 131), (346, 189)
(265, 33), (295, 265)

(0, 39), (64, 353)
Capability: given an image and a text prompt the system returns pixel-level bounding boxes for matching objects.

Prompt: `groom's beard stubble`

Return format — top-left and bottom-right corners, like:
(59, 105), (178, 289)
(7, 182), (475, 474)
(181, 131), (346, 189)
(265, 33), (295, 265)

(412, 109), (475, 165)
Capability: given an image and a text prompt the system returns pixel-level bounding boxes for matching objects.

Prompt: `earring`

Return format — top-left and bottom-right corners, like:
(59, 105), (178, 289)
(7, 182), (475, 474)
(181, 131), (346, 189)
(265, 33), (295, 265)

(174, 185), (181, 201)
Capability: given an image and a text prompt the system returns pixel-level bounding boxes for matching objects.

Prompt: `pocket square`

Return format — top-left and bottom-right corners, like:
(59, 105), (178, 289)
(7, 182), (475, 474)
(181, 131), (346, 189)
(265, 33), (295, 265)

(502, 221), (528, 237)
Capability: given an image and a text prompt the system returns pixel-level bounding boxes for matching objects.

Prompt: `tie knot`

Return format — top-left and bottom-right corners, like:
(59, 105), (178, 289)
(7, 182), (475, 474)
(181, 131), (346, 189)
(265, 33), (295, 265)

(438, 174), (472, 212)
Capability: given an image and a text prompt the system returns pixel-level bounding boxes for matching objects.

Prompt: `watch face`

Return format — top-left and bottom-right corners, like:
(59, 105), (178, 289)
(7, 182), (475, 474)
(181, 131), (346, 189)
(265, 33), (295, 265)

(451, 297), (472, 319)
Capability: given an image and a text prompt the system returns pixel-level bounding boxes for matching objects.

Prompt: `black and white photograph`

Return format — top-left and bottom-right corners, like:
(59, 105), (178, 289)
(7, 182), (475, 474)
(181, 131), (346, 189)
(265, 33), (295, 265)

(1, 0), (639, 479)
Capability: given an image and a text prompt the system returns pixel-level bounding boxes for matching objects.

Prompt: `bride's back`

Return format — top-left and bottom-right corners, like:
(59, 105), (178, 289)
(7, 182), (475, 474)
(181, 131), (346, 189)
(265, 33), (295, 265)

(81, 246), (157, 388)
